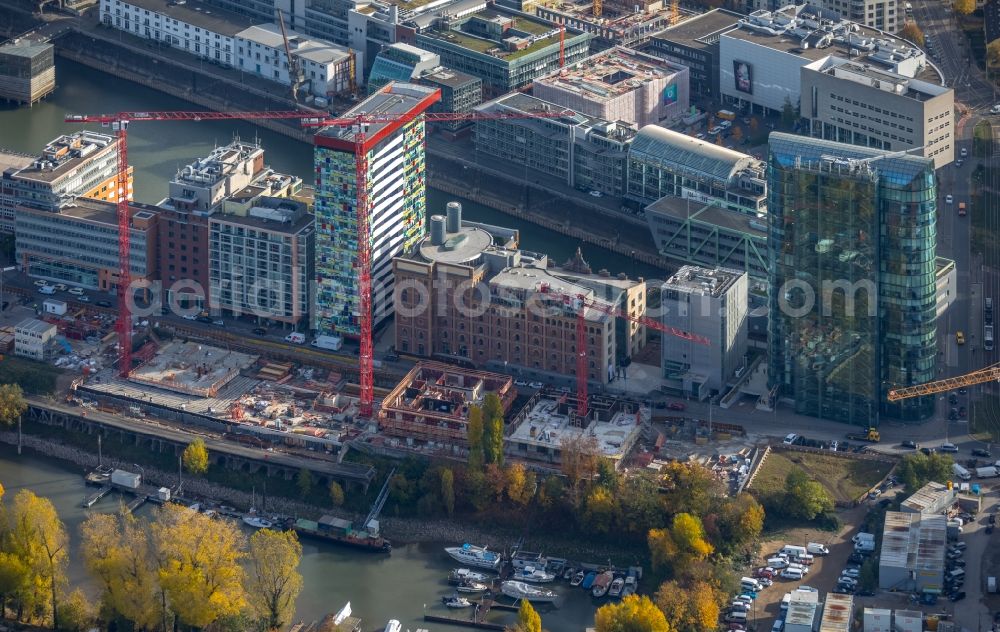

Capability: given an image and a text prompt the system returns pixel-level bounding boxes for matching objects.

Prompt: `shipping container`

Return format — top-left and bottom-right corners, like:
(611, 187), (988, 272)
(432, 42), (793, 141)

(111, 469), (141, 489)
(862, 607), (891, 632)
(43, 299), (67, 316)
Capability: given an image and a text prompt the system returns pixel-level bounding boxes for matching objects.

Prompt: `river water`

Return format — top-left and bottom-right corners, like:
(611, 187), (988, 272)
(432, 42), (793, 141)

(0, 58), (635, 630)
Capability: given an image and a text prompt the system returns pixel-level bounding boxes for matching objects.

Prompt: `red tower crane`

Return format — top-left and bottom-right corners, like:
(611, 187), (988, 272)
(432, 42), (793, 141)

(537, 283), (710, 417)
(65, 109), (313, 377)
(303, 92), (573, 417)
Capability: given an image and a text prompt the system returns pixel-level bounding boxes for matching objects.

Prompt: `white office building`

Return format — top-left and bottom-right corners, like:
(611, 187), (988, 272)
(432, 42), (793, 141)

(718, 5), (932, 116)
(660, 265), (748, 399)
(99, 0), (353, 97)
(14, 318), (56, 361)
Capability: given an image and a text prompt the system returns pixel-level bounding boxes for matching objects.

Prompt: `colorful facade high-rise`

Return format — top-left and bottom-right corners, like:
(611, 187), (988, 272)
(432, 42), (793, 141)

(312, 83), (439, 337)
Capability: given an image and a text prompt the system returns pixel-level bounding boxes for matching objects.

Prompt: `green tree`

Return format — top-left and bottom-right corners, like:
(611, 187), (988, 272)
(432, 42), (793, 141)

(246, 529), (303, 631)
(783, 470), (834, 520)
(898, 452), (954, 491)
(647, 528), (677, 571)
(714, 494), (764, 554)
(297, 468), (313, 499)
(596, 458), (619, 490)
(515, 599), (542, 632)
(859, 557), (878, 592)
(466, 405), (484, 470)
(0, 384), (26, 426)
(954, 0), (974, 15)
(182, 438), (209, 475)
(328, 481), (345, 507)
(594, 594), (671, 632)
(440, 468), (455, 517)
(659, 461), (721, 516)
(561, 434), (600, 510)
(900, 21), (924, 46)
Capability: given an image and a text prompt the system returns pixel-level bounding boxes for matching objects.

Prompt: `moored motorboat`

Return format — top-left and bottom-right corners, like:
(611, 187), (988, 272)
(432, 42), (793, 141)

(501, 581), (558, 603)
(591, 571), (613, 597)
(442, 595), (473, 608)
(562, 566), (576, 580)
(608, 577), (625, 597)
(448, 568), (490, 584)
(444, 543), (501, 570)
(581, 571), (597, 589)
(622, 575), (637, 596)
(570, 571), (586, 587)
(384, 620), (401, 632)
(242, 510), (273, 529)
(513, 565), (556, 583)
(456, 581), (489, 593)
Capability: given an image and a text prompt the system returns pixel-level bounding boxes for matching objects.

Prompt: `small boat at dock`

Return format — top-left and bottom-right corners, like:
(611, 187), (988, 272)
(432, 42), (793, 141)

(448, 568), (490, 584)
(608, 577), (625, 597)
(501, 581), (558, 603)
(242, 510), (273, 529)
(592, 571), (613, 597)
(570, 571), (585, 587)
(512, 565), (556, 583)
(442, 595), (473, 608)
(581, 571), (597, 589)
(622, 575), (637, 596)
(455, 581), (489, 594)
(384, 621), (401, 632)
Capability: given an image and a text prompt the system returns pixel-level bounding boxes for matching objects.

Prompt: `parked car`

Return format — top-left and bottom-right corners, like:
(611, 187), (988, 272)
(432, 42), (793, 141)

(901, 440), (919, 449)
(514, 379), (528, 387)
(528, 381), (544, 389)
(950, 591), (966, 602)
(841, 568), (861, 579)
(951, 542), (967, 552)
(783, 433), (799, 445)
(33, 279), (47, 287)
(667, 402), (686, 411)
(920, 447), (936, 455)
(940, 443), (959, 453)
(53, 283), (67, 292)
(68, 287), (84, 296)
(78, 296), (90, 303)
(252, 327), (268, 336)
(96, 300), (112, 307)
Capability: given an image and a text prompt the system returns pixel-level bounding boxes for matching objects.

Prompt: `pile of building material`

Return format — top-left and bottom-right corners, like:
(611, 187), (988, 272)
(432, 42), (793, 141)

(257, 361), (294, 382)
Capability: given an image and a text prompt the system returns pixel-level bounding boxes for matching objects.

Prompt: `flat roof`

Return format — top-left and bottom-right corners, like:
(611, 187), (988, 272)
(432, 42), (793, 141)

(418, 221), (494, 264)
(42, 198), (159, 229)
(663, 265), (744, 297)
(420, 66), (480, 88)
(314, 83), (439, 150)
(508, 397), (642, 460)
(785, 590), (819, 627)
(417, 6), (574, 61)
(122, 0), (255, 37)
(534, 47), (683, 102)
(0, 38), (52, 59)
(645, 196), (768, 236)
(806, 56), (950, 101)
(211, 205), (313, 234)
(15, 318), (56, 335)
(236, 24), (350, 65)
(14, 131), (116, 184)
(129, 341), (258, 397)
(489, 265), (614, 323)
(652, 8), (743, 47)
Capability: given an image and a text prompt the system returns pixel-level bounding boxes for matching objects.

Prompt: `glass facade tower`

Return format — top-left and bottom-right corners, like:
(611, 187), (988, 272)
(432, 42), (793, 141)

(767, 133), (937, 423)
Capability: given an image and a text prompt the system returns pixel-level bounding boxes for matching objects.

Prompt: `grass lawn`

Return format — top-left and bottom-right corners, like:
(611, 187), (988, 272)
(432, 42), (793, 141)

(752, 450), (893, 504)
(971, 394), (1000, 442)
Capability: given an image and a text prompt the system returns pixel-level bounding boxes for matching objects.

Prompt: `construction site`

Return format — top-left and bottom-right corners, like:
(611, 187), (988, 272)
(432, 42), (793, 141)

(505, 391), (646, 468)
(533, 0), (685, 49)
(377, 362), (516, 451)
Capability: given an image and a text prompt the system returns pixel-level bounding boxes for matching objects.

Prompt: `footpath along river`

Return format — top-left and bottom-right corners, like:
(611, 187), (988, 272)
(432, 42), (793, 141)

(0, 444), (601, 630)
(0, 58), (663, 631)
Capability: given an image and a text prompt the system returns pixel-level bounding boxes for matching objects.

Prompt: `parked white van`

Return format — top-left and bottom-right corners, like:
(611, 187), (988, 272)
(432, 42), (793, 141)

(781, 545), (808, 558)
(740, 577), (762, 592)
(780, 568), (804, 580)
(788, 563), (809, 575)
(806, 543), (829, 555)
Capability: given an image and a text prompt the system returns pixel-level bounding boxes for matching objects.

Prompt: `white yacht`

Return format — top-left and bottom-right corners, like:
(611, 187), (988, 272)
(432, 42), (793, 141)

(383, 621), (401, 632)
(512, 565), (556, 583)
(444, 543), (501, 570)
